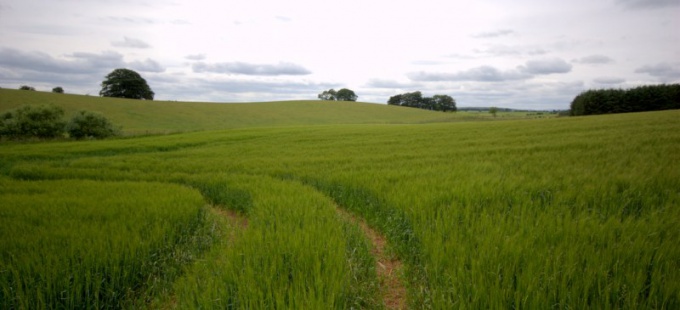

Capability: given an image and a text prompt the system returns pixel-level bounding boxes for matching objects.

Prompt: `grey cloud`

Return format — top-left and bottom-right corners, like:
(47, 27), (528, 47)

(408, 65), (530, 82)
(472, 29), (515, 38)
(129, 59), (165, 73)
(594, 77), (626, 84)
(574, 55), (614, 64)
(634, 62), (680, 81)
(112, 37), (151, 48)
(149, 75), (337, 102)
(185, 54), (206, 61)
(192, 61), (311, 76)
(365, 79), (420, 89)
(408, 58), (571, 83)
(0, 48), (123, 74)
(520, 58), (572, 74)
(617, 0), (680, 9)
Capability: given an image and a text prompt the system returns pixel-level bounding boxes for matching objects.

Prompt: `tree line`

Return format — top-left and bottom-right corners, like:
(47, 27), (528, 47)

(570, 84), (680, 116)
(387, 91), (457, 112)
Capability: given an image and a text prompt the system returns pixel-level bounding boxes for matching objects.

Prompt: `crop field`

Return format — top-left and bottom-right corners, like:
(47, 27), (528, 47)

(1, 91), (679, 309)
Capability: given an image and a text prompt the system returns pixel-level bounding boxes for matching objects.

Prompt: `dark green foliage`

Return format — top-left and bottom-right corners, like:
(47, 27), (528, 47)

(19, 85), (35, 91)
(100, 68), (154, 100)
(570, 84), (680, 116)
(489, 106), (499, 117)
(66, 110), (120, 139)
(52, 87), (64, 94)
(335, 88), (358, 101)
(318, 88), (358, 101)
(388, 91), (457, 112)
(318, 89), (337, 100)
(0, 104), (65, 139)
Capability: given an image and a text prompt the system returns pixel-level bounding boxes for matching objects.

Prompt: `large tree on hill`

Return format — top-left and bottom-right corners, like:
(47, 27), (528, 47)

(100, 68), (154, 100)
(335, 88), (358, 101)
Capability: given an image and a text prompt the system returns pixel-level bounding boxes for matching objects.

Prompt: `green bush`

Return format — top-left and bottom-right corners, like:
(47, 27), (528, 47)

(66, 110), (120, 139)
(0, 104), (65, 139)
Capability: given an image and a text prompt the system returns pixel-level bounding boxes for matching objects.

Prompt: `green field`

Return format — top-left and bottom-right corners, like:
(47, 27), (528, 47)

(1, 90), (678, 309)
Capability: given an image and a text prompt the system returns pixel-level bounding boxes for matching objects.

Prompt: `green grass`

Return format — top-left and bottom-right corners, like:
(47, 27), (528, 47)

(0, 89), (492, 134)
(0, 179), (208, 309)
(1, 89), (678, 308)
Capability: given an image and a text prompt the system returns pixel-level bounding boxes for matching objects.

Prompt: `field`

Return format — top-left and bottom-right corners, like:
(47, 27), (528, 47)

(1, 89), (679, 309)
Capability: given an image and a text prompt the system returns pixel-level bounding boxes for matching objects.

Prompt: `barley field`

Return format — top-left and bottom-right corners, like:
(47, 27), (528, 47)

(1, 90), (678, 308)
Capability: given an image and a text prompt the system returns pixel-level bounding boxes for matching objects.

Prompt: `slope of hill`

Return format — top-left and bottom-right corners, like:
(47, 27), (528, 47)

(0, 89), (468, 134)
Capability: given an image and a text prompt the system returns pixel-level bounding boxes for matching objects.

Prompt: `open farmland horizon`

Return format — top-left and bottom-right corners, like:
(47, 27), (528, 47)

(1, 88), (678, 308)
(0, 88), (554, 135)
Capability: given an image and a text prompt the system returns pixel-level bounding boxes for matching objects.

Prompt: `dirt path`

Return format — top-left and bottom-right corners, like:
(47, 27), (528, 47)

(337, 209), (407, 309)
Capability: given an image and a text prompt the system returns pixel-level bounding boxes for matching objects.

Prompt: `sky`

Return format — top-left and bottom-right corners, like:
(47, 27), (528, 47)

(1, 0), (679, 110)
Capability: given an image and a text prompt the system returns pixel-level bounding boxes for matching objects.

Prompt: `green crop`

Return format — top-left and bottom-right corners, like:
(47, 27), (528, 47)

(0, 92), (678, 308)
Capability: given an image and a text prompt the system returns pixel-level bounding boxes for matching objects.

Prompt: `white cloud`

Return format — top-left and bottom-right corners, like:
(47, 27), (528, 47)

(192, 62), (311, 76)
(112, 37), (151, 49)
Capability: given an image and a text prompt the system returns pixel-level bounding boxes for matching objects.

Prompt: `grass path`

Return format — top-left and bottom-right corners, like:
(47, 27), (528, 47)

(337, 208), (407, 309)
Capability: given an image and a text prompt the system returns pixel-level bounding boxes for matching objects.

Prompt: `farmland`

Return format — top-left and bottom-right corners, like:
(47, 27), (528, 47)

(1, 90), (679, 308)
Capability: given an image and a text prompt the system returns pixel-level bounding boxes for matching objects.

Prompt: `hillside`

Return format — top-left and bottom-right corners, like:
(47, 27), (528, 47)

(0, 89), (472, 134)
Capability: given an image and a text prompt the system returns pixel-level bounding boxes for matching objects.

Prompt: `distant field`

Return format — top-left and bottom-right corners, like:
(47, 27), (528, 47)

(0, 89), (549, 135)
(1, 89), (678, 308)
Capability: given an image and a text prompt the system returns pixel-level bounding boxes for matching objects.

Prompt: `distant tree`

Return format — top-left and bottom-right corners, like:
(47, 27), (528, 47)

(489, 106), (499, 117)
(100, 68), (154, 100)
(570, 84), (680, 116)
(335, 88), (358, 101)
(19, 85), (35, 91)
(52, 87), (64, 94)
(318, 89), (337, 100)
(66, 110), (120, 139)
(432, 94), (457, 112)
(0, 104), (65, 139)
(388, 91), (457, 112)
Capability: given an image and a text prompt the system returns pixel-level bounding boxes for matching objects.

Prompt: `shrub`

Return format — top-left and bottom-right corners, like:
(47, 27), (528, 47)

(19, 85), (36, 91)
(0, 105), (65, 139)
(52, 87), (64, 94)
(66, 110), (120, 139)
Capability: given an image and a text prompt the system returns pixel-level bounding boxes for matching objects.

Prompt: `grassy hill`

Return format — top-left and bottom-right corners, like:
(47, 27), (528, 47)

(0, 89), (549, 134)
(1, 89), (478, 134)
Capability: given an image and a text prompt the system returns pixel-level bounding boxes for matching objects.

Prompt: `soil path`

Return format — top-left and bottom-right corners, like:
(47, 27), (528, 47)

(337, 209), (407, 309)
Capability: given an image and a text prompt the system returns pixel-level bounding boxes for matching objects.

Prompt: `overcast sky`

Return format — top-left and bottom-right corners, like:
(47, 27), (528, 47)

(1, 0), (679, 109)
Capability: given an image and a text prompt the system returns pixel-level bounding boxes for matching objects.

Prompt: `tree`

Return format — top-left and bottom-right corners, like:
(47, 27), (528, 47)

(66, 110), (120, 139)
(318, 89), (337, 100)
(335, 88), (358, 101)
(19, 85), (35, 91)
(0, 105), (65, 139)
(432, 94), (457, 112)
(100, 68), (154, 100)
(52, 87), (64, 94)
(388, 91), (457, 112)
(489, 106), (499, 117)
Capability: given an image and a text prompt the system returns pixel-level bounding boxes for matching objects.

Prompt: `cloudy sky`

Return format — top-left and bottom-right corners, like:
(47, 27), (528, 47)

(1, 0), (678, 109)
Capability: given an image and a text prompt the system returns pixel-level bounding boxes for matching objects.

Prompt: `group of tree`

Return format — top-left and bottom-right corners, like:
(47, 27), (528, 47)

(318, 88), (358, 101)
(0, 104), (120, 140)
(387, 91), (457, 112)
(570, 84), (680, 116)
